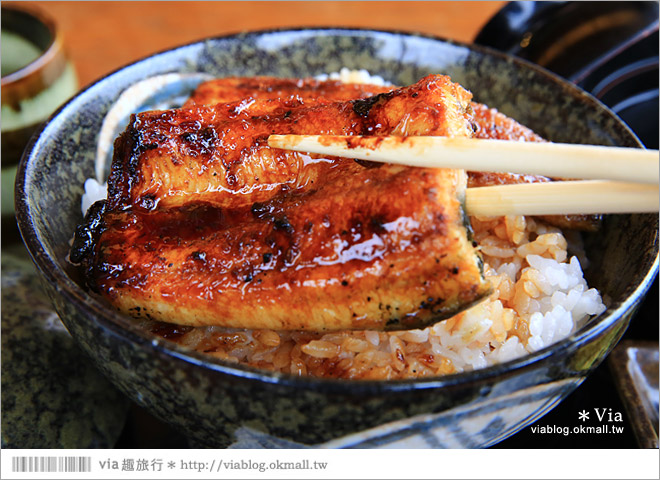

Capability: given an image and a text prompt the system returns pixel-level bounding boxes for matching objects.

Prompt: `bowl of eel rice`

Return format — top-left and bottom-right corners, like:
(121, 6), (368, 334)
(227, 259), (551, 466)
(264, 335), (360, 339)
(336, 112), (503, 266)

(15, 28), (658, 448)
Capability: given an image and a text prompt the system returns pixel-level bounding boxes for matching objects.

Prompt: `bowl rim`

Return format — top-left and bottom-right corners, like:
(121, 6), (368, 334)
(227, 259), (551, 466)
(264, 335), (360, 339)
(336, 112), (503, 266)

(1, 2), (68, 103)
(15, 26), (660, 394)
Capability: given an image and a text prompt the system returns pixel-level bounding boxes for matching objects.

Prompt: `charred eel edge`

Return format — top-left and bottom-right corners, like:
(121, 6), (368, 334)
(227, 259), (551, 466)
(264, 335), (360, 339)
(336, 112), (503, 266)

(69, 199), (107, 291)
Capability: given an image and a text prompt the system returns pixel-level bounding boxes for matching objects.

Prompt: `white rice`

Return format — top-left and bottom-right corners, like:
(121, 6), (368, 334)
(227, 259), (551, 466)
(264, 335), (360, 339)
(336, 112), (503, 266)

(81, 178), (107, 215)
(82, 70), (606, 379)
(314, 67), (391, 86)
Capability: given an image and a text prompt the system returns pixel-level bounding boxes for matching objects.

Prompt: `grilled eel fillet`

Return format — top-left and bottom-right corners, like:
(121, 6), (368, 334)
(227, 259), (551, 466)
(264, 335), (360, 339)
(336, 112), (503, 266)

(107, 74), (472, 211)
(183, 76), (601, 231)
(183, 76), (395, 106)
(73, 74), (491, 331)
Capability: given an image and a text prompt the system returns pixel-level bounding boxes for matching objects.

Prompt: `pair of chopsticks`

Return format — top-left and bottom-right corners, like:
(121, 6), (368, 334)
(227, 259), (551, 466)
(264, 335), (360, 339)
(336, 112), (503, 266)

(268, 135), (659, 216)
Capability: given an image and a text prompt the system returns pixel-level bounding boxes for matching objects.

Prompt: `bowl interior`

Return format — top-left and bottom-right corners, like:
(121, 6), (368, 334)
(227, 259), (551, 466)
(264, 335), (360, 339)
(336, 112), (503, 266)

(1, 4), (54, 78)
(16, 28), (659, 384)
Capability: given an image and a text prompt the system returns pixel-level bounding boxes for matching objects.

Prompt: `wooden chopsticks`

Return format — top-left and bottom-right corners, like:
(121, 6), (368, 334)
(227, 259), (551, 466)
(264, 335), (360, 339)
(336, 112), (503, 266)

(268, 134), (660, 215)
(464, 180), (657, 215)
(269, 135), (659, 184)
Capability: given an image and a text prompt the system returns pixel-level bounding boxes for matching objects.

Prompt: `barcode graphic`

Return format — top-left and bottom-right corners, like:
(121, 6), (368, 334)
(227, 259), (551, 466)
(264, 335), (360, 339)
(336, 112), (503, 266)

(11, 456), (92, 473)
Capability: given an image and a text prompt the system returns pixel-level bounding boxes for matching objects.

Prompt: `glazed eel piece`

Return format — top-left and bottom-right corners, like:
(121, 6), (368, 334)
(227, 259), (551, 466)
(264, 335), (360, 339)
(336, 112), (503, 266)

(183, 75), (394, 106)
(73, 75), (490, 331)
(106, 74), (472, 211)
(183, 76), (601, 231)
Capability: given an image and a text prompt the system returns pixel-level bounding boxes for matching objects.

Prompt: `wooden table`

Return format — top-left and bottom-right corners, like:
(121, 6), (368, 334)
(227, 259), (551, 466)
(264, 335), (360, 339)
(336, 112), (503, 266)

(29, 1), (506, 88)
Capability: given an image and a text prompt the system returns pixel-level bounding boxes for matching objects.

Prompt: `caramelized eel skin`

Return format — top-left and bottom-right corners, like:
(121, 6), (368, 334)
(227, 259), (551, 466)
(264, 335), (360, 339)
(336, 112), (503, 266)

(107, 74), (473, 211)
(78, 75), (491, 331)
(183, 76), (394, 106)
(178, 77), (600, 230)
(86, 168), (487, 330)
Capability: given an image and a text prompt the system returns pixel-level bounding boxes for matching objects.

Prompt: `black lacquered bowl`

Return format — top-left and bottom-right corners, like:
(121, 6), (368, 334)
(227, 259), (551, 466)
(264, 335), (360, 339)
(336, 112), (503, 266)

(15, 28), (658, 448)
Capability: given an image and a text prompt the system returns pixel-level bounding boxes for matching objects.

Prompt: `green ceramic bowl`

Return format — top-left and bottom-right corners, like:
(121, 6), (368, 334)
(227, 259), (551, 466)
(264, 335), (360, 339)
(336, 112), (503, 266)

(15, 28), (658, 448)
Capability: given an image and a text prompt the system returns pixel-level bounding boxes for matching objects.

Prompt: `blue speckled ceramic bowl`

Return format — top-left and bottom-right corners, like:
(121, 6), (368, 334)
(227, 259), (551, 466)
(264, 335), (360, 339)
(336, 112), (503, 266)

(15, 28), (659, 448)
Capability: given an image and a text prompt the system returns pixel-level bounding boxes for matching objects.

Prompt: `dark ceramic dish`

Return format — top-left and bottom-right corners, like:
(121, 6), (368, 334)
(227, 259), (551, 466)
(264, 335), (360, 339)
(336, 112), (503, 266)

(15, 28), (659, 448)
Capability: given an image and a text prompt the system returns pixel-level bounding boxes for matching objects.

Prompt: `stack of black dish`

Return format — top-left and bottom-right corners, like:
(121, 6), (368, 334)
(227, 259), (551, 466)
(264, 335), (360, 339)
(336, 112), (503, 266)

(476, 1), (659, 448)
(475, 1), (658, 148)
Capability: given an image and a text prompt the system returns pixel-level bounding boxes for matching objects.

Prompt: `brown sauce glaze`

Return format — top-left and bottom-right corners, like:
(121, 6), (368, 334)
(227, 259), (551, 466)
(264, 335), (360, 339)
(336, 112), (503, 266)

(470, 102), (546, 142)
(75, 73), (600, 333)
(180, 78), (600, 231)
(184, 76), (394, 107)
(106, 75), (474, 212)
(149, 321), (194, 341)
(87, 164), (488, 330)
